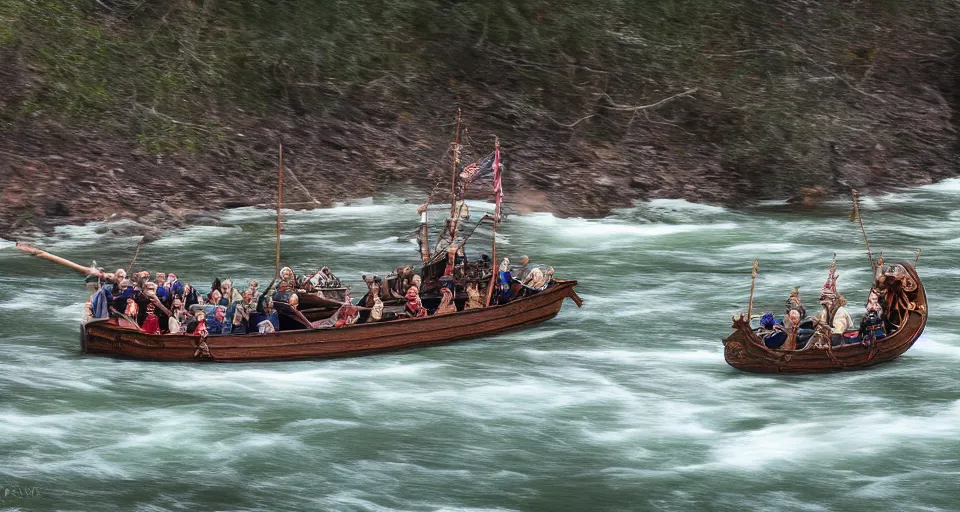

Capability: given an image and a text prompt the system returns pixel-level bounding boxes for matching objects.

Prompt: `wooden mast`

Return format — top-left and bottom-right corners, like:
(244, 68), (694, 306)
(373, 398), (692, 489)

(447, 108), (462, 243)
(276, 142), (284, 278)
(484, 137), (501, 307)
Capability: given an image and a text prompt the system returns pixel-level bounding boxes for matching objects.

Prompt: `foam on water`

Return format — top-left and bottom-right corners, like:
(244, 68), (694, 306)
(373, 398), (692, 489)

(1, 188), (958, 511)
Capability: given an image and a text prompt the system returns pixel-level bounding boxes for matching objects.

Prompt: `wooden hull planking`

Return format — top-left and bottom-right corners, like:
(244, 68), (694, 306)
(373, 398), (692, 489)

(722, 263), (927, 374)
(82, 280), (581, 362)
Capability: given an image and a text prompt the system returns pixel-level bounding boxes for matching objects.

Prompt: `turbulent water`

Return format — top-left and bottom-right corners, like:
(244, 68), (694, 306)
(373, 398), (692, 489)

(1, 181), (958, 511)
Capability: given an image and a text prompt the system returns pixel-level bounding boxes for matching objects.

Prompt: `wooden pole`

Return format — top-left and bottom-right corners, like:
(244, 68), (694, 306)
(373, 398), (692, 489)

(449, 108), (462, 240)
(850, 189), (875, 271)
(126, 236), (145, 274)
(276, 141), (283, 278)
(485, 219), (498, 307)
(16, 242), (105, 278)
(913, 248), (921, 268)
(746, 259), (759, 321)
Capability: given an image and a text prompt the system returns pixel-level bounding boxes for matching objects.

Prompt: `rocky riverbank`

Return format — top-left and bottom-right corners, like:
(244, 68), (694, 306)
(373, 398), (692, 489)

(2, 1), (958, 240)
(1, 95), (956, 242)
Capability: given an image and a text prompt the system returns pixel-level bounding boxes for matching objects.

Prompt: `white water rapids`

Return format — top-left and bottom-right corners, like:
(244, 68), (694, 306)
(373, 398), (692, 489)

(0, 180), (958, 511)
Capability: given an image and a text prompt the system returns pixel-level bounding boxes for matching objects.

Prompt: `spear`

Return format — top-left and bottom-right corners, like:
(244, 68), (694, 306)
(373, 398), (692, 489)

(849, 189), (875, 271)
(746, 259), (759, 321)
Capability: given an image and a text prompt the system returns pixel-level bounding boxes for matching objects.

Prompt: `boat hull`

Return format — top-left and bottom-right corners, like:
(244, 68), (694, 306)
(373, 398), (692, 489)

(82, 280), (581, 362)
(722, 263), (927, 374)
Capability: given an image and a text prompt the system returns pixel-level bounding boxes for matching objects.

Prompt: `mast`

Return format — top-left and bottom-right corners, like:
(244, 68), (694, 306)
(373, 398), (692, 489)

(276, 142), (284, 278)
(484, 137), (501, 307)
(449, 108), (462, 241)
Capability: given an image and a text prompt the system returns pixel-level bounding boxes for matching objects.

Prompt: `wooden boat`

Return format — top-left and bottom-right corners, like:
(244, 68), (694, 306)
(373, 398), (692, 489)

(81, 279), (582, 362)
(722, 261), (927, 373)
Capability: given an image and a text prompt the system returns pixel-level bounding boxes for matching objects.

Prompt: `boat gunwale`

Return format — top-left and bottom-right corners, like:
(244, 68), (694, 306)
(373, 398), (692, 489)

(722, 261), (927, 373)
(83, 279), (580, 358)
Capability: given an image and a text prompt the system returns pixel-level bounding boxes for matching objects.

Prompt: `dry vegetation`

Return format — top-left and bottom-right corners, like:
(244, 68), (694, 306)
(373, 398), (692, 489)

(0, 0), (957, 235)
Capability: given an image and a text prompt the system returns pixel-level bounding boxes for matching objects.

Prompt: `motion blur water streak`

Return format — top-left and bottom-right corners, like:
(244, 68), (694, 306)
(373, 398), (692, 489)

(1, 181), (958, 511)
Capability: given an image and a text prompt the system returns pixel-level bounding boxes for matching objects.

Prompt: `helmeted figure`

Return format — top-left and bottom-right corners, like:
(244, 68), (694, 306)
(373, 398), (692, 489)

(814, 259), (854, 346)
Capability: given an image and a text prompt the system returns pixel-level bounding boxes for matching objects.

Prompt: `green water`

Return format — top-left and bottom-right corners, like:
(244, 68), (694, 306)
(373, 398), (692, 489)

(1, 182), (958, 511)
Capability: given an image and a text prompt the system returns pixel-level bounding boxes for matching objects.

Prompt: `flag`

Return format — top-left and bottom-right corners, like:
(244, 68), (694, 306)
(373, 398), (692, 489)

(459, 151), (496, 184)
(492, 140), (503, 223)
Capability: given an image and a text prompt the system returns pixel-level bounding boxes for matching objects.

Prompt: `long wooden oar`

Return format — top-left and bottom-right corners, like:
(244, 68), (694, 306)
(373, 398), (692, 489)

(16, 242), (115, 280)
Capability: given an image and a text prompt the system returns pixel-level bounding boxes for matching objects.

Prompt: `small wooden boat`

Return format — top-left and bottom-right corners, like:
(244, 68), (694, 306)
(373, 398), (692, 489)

(81, 280), (582, 362)
(722, 261), (927, 373)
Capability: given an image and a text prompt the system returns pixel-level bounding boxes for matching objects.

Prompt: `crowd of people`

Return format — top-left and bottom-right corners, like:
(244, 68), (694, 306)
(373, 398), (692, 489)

(82, 250), (557, 337)
(755, 262), (889, 350)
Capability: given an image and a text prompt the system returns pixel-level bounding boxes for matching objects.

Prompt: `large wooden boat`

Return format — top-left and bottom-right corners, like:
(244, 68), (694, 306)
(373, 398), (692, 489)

(722, 261), (927, 373)
(81, 280), (582, 362)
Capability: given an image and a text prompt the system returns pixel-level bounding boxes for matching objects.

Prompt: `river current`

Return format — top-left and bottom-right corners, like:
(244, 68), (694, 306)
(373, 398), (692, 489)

(0, 180), (958, 511)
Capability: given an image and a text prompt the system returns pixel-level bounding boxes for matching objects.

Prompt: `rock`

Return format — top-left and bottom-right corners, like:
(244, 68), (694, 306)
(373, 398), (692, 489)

(183, 211), (221, 226)
(104, 220), (162, 240)
(43, 199), (70, 217)
(787, 186), (828, 207)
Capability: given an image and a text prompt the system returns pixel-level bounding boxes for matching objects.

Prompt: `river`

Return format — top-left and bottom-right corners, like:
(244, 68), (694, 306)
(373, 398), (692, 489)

(1, 180), (958, 511)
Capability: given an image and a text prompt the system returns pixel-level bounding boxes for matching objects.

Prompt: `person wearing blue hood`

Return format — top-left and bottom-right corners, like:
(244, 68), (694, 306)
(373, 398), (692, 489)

(111, 279), (136, 312)
(760, 312), (789, 349)
(83, 276), (112, 323)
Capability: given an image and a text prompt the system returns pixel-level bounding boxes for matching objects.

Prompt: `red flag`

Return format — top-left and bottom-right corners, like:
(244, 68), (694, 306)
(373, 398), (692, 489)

(492, 140), (503, 222)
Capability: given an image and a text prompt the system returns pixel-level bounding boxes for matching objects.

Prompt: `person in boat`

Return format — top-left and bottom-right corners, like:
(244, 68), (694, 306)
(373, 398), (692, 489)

(404, 286), (427, 318)
(83, 276), (112, 323)
(110, 269), (128, 294)
(496, 257), (512, 304)
(814, 270), (855, 346)
(279, 267), (298, 291)
(188, 310), (208, 337)
(112, 279), (135, 311)
(246, 280), (259, 299)
(434, 286), (458, 315)
(390, 266), (415, 299)
(166, 273), (185, 301)
(228, 290), (256, 334)
(759, 312), (788, 349)
(168, 298), (186, 334)
(205, 305), (230, 335)
(860, 287), (887, 343)
(154, 272), (170, 305)
(370, 285), (384, 322)
(183, 283), (202, 308)
(464, 281), (485, 310)
(132, 270), (150, 290)
(220, 279), (242, 305)
(124, 298), (139, 324)
(209, 289), (226, 307)
(355, 275), (381, 323)
(522, 267), (548, 290)
(272, 281), (294, 304)
(141, 303), (161, 334)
